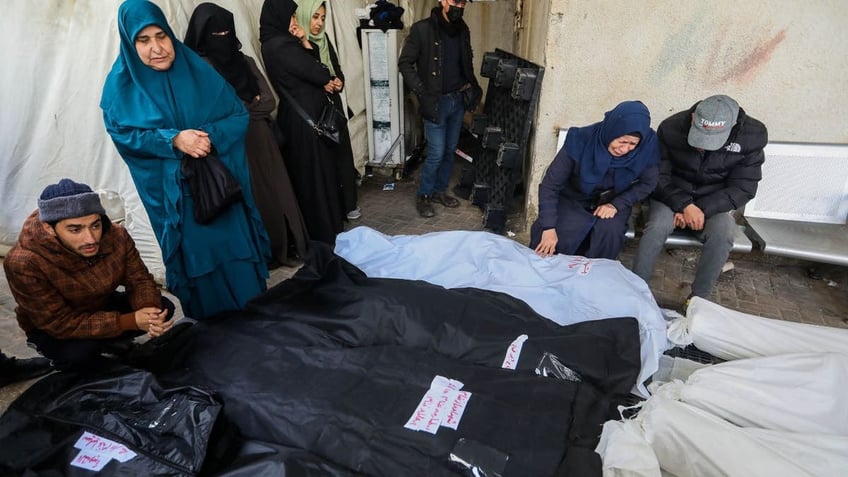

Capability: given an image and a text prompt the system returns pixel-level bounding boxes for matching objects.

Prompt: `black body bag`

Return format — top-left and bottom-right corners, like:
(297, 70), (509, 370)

(181, 148), (243, 224)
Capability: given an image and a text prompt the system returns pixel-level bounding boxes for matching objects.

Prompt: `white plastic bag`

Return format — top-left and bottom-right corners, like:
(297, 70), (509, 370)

(667, 297), (848, 360)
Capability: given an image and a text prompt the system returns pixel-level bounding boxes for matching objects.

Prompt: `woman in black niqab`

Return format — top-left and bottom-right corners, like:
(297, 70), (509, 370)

(185, 1), (310, 265)
(184, 3), (259, 102)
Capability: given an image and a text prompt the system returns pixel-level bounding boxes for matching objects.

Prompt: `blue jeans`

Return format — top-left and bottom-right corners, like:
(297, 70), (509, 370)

(418, 92), (465, 196)
(632, 200), (736, 298)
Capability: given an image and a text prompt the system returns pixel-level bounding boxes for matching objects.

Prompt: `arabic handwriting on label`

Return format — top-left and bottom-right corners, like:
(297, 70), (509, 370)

(501, 334), (528, 369)
(71, 431), (137, 469)
(71, 451), (109, 471)
(405, 376), (472, 433)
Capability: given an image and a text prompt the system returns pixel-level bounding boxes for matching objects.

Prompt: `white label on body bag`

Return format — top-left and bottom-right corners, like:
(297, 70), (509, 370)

(502, 334), (529, 370)
(405, 375), (473, 434)
(70, 431), (137, 470)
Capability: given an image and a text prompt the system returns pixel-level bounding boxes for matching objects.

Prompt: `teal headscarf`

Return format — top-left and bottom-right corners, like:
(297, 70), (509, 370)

(100, 0), (268, 306)
(296, 0), (335, 76)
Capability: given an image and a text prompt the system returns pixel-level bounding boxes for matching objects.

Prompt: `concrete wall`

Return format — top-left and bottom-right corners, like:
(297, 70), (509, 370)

(522, 0), (848, 229)
(513, 0), (549, 66)
(399, 1), (848, 232)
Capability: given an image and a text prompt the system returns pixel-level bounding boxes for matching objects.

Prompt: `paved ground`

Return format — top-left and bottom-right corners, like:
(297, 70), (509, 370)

(2, 157), (847, 411)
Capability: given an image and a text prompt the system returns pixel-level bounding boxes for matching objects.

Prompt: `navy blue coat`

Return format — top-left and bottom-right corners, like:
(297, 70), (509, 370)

(530, 146), (659, 259)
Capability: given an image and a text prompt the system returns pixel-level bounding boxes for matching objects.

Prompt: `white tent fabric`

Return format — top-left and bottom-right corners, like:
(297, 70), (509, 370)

(334, 226), (669, 396)
(0, 0), (370, 283)
(668, 297), (848, 360)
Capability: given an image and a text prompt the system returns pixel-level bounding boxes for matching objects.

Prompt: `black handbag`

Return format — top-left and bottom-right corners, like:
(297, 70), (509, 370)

(278, 86), (344, 144)
(180, 148), (243, 224)
(315, 98), (345, 144)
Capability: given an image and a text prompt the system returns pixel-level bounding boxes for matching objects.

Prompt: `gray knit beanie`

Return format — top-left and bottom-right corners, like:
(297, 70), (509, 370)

(38, 179), (106, 223)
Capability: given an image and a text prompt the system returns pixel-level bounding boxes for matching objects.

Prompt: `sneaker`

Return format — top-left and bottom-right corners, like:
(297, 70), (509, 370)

(346, 208), (362, 220)
(0, 352), (52, 387)
(416, 195), (436, 218)
(432, 192), (460, 208)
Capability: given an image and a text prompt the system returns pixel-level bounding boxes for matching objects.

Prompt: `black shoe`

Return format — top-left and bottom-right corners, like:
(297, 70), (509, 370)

(432, 192), (460, 208)
(100, 338), (139, 358)
(124, 321), (196, 373)
(416, 195), (436, 218)
(0, 352), (52, 387)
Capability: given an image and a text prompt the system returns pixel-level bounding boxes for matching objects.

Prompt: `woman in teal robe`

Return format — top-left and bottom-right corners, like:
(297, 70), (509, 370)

(100, 0), (269, 319)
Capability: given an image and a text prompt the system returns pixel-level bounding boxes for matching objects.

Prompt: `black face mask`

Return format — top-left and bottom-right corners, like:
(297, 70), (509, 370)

(446, 5), (464, 23)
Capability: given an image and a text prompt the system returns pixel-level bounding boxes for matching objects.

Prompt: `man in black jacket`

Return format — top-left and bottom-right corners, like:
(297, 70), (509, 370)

(399, 0), (482, 218)
(632, 95), (767, 301)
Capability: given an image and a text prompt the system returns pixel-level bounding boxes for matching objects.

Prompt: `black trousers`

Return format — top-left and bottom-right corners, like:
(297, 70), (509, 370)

(27, 293), (175, 371)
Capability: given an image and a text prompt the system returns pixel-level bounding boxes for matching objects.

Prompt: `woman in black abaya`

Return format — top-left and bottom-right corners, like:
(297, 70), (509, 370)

(185, 2), (309, 265)
(259, 0), (347, 245)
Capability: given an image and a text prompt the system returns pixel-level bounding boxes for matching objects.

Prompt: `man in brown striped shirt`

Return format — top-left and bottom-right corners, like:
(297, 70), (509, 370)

(3, 179), (176, 371)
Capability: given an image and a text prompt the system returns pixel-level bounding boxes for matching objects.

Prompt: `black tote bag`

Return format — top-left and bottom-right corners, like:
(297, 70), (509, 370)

(180, 149), (243, 224)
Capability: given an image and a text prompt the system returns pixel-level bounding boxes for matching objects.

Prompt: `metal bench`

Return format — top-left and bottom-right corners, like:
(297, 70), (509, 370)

(626, 206), (753, 253)
(666, 223), (753, 253)
(742, 142), (848, 266)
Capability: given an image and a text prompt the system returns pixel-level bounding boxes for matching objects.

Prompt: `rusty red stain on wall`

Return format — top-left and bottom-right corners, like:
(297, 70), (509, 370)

(719, 28), (787, 85)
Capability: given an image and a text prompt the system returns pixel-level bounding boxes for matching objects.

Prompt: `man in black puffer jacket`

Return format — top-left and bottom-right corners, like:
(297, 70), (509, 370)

(632, 95), (767, 302)
(399, 0), (483, 218)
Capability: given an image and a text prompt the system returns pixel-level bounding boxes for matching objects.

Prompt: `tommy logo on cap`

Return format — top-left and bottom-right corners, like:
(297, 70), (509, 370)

(688, 94), (740, 151)
(699, 118), (727, 129)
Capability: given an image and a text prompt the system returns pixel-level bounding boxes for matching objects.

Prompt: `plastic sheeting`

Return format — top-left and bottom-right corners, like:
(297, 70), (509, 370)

(0, 0), (370, 283)
(334, 226), (669, 396)
(668, 296), (848, 360)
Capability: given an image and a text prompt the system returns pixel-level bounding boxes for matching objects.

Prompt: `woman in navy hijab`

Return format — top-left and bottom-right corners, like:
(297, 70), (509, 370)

(100, 0), (269, 319)
(530, 101), (660, 260)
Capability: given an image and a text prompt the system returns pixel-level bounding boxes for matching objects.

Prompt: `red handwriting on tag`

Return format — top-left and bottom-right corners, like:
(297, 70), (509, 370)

(501, 334), (528, 369)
